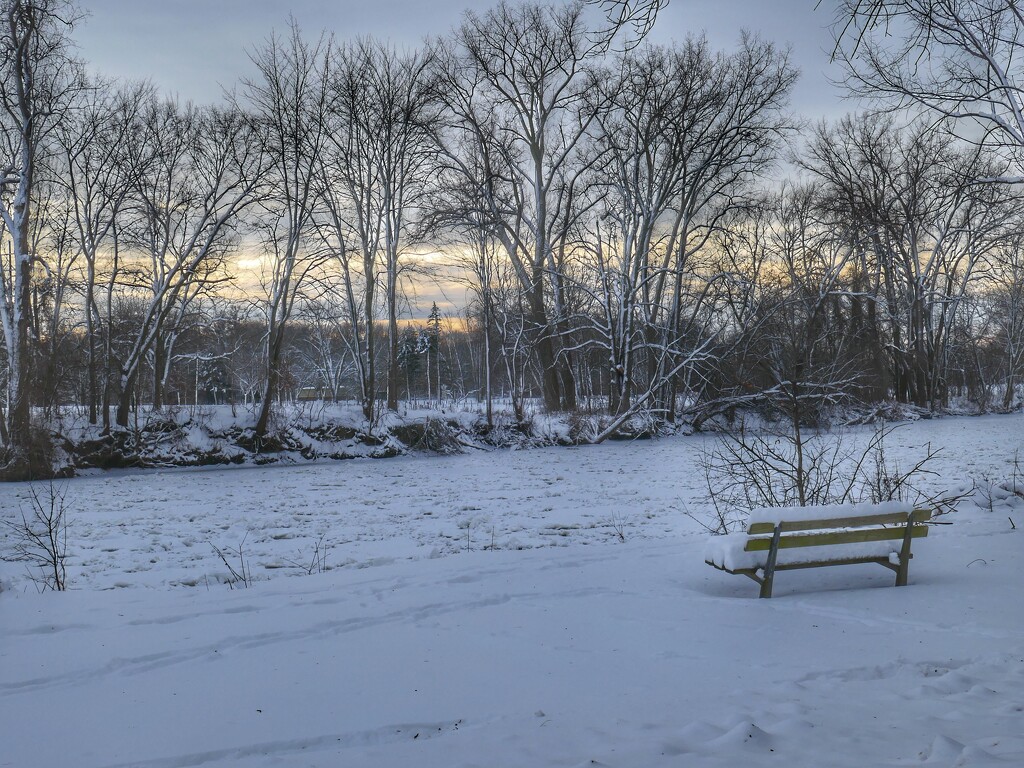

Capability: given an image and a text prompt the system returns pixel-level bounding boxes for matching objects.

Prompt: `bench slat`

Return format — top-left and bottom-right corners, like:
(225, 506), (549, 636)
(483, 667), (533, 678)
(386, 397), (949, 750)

(705, 553), (913, 576)
(743, 524), (929, 551)
(747, 508), (932, 535)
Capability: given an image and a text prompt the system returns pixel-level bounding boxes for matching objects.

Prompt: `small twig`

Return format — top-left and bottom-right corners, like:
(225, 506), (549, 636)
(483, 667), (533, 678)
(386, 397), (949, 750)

(609, 512), (627, 542)
(211, 533), (251, 588)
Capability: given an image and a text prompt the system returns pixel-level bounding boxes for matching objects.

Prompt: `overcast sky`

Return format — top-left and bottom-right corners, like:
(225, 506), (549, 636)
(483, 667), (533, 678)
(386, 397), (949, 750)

(73, 0), (850, 121)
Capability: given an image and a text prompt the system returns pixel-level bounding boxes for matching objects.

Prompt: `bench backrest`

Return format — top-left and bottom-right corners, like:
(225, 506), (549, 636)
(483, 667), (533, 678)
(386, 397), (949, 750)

(744, 508), (932, 553)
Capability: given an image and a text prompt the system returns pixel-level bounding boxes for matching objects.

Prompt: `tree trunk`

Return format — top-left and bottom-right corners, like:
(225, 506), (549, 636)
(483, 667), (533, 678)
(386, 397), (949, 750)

(115, 365), (137, 429)
(8, 234), (34, 456)
(85, 271), (98, 425)
(255, 323), (285, 439)
(386, 269), (399, 412)
(153, 330), (166, 411)
(527, 277), (561, 412)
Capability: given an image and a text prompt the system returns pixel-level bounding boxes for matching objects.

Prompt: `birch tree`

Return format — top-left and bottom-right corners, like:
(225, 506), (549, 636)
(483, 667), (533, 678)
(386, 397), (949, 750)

(0, 0), (81, 474)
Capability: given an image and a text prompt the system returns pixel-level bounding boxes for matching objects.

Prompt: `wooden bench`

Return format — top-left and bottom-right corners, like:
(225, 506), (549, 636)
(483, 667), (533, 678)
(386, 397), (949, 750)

(704, 505), (933, 598)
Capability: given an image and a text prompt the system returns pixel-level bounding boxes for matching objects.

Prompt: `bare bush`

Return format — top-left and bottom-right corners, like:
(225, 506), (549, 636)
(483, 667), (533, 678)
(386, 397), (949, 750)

(700, 420), (961, 531)
(701, 416), (863, 516)
(1, 482), (70, 591)
(282, 532), (331, 575)
(211, 534), (253, 588)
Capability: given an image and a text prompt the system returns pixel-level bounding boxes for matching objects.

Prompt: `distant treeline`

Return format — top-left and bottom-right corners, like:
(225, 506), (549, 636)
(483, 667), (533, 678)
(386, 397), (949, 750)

(2, 0), (1023, 477)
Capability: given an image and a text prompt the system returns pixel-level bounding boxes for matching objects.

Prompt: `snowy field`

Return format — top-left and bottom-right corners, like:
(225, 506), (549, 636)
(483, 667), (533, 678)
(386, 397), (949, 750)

(2, 414), (1023, 767)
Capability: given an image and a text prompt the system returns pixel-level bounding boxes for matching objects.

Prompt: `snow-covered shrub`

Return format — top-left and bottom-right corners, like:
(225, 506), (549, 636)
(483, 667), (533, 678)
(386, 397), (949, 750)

(391, 418), (464, 454)
(525, 414), (573, 445)
(566, 412), (601, 443)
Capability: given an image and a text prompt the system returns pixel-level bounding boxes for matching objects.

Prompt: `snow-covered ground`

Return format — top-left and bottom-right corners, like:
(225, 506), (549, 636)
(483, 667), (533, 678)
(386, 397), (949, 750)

(2, 415), (1023, 767)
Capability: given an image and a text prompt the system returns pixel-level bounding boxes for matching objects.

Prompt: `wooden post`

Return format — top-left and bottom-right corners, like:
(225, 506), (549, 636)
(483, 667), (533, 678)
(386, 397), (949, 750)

(760, 524), (782, 598)
(895, 511), (915, 587)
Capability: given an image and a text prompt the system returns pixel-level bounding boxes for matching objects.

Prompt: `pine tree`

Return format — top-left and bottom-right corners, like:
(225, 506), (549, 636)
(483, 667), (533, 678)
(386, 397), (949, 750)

(427, 303), (442, 404)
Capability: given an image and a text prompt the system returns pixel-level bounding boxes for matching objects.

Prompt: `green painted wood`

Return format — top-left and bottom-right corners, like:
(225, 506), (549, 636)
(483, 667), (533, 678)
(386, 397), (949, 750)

(743, 524), (929, 551)
(772, 555), (903, 571)
(747, 508), (932, 535)
(705, 554), (912, 576)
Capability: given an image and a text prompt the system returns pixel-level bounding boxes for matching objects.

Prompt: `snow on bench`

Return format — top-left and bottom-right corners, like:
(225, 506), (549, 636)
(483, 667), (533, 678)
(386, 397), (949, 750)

(704, 502), (933, 598)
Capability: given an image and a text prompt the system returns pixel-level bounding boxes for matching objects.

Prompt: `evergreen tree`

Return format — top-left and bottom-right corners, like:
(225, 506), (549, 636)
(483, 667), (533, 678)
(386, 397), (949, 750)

(426, 303), (443, 403)
(398, 326), (422, 399)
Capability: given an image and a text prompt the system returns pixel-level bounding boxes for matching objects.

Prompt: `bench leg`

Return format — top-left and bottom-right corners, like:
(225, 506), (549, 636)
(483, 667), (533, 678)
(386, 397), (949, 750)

(895, 558), (909, 587)
(895, 513), (915, 587)
(759, 525), (782, 598)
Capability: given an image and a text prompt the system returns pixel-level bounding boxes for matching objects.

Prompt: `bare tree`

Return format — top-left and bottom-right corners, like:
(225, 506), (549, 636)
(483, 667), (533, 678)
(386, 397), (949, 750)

(57, 79), (151, 427)
(111, 99), (267, 428)
(0, 0), (82, 476)
(26, 172), (79, 418)
(242, 20), (330, 439)
(1, 481), (69, 590)
(990, 235), (1024, 409)
(293, 286), (357, 402)
(803, 114), (1018, 408)
(575, 35), (796, 422)
(834, 1), (1024, 182)
(323, 39), (439, 415)
(312, 177), (375, 417)
(439, 1), (659, 413)
(442, 225), (502, 425)
(652, 35), (796, 420)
